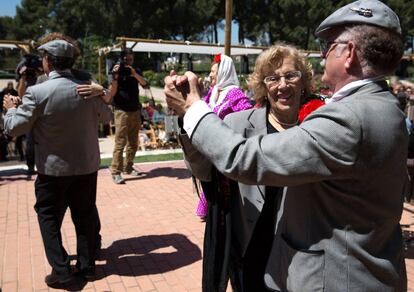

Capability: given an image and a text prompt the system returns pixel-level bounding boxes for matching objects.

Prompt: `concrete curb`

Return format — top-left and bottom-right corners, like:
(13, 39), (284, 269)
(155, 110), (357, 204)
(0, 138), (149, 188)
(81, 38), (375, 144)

(0, 148), (183, 172)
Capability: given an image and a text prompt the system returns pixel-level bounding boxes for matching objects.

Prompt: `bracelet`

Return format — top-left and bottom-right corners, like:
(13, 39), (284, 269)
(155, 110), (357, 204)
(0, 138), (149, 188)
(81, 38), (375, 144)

(100, 89), (108, 97)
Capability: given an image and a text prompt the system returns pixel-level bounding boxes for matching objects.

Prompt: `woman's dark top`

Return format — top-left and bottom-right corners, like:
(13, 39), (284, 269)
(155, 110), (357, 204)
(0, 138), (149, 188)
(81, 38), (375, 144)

(239, 121), (279, 291)
(201, 120), (280, 292)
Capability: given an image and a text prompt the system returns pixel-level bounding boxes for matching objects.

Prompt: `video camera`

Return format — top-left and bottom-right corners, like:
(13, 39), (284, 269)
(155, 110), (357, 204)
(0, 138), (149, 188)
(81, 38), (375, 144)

(15, 54), (43, 85)
(113, 57), (131, 77)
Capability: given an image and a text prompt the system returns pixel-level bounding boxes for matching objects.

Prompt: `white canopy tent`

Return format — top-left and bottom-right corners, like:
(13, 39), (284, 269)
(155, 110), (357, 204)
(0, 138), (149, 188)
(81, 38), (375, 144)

(99, 37), (322, 57)
(117, 41), (265, 55)
(0, 40), (33, 53)
(96, 37), (322, 82)
(98, 37), (268, 56)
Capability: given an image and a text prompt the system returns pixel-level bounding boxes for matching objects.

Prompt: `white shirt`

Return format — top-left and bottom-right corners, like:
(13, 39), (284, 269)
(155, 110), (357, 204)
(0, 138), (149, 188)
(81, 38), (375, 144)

(325, 76), (385, 104)
(183, 100), (212, 137)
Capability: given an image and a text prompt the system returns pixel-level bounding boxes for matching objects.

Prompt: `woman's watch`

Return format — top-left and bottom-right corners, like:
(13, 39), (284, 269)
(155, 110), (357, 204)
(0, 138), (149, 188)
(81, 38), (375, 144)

(99, 89), (109, 97)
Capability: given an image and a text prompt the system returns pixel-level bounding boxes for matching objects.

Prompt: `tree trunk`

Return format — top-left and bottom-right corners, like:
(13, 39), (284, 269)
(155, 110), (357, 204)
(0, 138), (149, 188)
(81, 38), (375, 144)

(214, 22), (218, 43)
(187, 54), (193, 71)
(304, 27), (310, 50)
(268, 22), (274, 45)
(238, 20), (244, 44)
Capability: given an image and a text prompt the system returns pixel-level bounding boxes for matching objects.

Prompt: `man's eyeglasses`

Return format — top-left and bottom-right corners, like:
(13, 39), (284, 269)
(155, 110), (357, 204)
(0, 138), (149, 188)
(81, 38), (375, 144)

(263, 71), (302, 87)
(39, 50), (47, 59)
(319, 40), (348, 58)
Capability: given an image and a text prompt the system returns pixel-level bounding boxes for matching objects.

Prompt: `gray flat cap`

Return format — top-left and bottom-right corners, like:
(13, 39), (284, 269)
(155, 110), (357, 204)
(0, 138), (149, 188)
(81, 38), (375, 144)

(315, 0), (401, 39)
(38, 40), (74, 58)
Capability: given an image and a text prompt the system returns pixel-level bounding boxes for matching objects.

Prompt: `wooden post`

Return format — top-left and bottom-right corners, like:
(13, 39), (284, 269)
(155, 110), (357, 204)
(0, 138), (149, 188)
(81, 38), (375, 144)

(225, 0), (233, 56)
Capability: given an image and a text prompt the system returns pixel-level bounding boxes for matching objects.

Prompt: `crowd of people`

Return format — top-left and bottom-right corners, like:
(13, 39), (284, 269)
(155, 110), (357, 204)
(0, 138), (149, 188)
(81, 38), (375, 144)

(0, 0), (413, 290)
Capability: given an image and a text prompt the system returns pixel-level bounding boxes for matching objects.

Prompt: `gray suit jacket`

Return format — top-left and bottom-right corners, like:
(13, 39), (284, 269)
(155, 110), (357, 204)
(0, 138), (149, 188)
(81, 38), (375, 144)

(181, 106), (281, 256)
(188, 81), (407, 291)
(4, 70), (111, 176)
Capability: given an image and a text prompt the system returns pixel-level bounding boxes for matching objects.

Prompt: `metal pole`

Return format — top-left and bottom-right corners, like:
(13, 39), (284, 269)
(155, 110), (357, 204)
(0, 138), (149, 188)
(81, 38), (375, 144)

(225, 0), (233, 56)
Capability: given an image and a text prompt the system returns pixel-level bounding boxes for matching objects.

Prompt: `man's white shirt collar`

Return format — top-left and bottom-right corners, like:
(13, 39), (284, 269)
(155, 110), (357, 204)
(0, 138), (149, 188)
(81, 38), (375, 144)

(326, 76), (385, 104)
(48, 69), (72, 78)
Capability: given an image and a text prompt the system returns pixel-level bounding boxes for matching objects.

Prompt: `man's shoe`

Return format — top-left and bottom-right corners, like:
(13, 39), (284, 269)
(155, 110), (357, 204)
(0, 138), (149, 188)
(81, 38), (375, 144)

(44, 270), (76, 287)
(75, 263), (95, 281)
(79, 266), (95, 281)
(112, 174), (125, 184)
(124, 169), (143, 176)
(27, 168), (36, 175)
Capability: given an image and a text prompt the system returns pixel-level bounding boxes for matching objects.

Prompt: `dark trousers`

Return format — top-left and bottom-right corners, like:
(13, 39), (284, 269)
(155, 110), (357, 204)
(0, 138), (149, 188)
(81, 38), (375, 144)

(25, 133), (35, 170)
(15, 135), (24, 160)
(34, 172), (98, 275)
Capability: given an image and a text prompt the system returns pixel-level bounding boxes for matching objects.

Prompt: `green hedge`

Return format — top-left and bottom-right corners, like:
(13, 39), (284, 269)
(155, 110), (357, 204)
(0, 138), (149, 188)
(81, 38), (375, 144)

(143, 71), (168, 87)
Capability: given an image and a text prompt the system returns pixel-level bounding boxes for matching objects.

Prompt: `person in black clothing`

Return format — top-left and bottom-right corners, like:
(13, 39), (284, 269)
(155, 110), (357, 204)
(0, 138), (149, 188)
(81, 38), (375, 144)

(0, 82), (20, 161)
(109, 48), (148, 184)
(0, 82), (18, 111)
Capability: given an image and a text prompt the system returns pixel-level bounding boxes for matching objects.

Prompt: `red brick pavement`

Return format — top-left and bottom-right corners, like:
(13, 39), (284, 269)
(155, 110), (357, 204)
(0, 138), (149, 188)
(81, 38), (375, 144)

(0, 161), (204, 292)
(0, 160), (414, 291)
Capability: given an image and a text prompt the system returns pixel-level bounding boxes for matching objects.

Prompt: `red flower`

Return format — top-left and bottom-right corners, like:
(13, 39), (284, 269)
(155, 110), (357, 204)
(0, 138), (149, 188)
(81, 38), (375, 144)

(298, 99), (325, 123)
(213, 53), (221, 64)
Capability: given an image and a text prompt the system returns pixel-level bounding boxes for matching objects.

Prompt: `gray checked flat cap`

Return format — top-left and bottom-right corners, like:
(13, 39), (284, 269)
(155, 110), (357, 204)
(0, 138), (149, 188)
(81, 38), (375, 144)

(38, 40), (74, 58)
(315, 0), (401, 39)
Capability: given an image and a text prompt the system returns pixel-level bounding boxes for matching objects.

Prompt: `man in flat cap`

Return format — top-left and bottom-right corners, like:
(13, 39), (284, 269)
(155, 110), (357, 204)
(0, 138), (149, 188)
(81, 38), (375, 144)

(164, 0), (407, 290)
(3, 40), (111, 288)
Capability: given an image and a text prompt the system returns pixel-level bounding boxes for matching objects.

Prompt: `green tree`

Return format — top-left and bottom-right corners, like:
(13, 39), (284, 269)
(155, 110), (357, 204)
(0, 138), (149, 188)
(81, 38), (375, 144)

(13, 0), (55, 40)
(2, 0), (413, 60)
(199, 0), (224, 43)
(50, 0), (112, 39)
(0, 17), (15, 39)
(385, 0), (414, 38)
(238, 0), (337, 48)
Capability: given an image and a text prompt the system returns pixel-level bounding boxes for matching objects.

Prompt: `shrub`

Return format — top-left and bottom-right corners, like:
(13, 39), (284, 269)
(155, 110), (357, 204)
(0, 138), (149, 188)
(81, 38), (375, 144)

(143, 70), (169, 87)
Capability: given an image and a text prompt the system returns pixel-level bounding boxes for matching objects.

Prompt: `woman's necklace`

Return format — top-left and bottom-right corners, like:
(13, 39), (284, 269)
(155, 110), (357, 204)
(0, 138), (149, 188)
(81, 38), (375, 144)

(268, 109), (299, 129)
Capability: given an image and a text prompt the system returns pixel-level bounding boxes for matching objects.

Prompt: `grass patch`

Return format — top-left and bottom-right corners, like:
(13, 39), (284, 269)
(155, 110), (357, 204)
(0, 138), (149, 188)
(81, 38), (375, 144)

(100, 152), (184, 167)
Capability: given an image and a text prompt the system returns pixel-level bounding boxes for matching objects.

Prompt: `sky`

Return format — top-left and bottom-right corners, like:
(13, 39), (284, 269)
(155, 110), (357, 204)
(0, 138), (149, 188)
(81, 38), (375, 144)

(0, 0), (243, 44)
(0, 0), (20, 17)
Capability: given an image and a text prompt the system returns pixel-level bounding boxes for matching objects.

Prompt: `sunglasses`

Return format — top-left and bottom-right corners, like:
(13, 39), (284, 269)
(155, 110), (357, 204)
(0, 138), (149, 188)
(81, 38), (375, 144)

(319, 40), (349, 58)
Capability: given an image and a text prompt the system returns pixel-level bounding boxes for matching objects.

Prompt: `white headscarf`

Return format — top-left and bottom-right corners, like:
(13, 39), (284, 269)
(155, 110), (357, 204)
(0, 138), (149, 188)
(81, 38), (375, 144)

(209, 54), (240, 108)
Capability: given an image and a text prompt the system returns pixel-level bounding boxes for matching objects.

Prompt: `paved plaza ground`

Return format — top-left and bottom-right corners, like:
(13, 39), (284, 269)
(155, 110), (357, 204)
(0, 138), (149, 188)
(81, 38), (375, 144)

(1, 160), (414, 291)
(0, 161), (203, 291)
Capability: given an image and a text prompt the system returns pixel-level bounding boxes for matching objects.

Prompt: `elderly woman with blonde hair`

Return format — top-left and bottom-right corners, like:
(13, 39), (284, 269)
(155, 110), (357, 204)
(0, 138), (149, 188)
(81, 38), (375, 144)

(180, 43), (320, 291)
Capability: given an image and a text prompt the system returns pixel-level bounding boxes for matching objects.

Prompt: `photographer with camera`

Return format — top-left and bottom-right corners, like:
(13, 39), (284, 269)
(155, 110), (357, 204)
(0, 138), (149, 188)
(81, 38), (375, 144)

(16, 54), (43, 96)
(109, 48), (148, 184)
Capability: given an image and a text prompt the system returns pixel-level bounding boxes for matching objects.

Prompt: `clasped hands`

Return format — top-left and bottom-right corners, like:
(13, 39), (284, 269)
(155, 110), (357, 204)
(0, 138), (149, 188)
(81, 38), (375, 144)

(164, 71), (202, 117)
(3, 94), (21, 110)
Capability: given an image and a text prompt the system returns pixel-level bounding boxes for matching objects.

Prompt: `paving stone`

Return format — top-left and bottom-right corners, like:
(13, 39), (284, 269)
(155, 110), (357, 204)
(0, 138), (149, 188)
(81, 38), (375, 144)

(1, 160), (413, 291)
